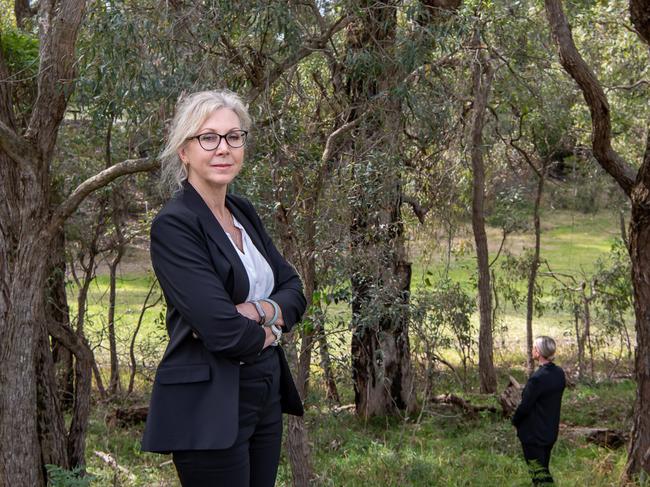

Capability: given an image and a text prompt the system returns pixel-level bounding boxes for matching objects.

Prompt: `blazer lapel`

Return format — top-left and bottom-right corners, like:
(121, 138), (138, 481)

(180, 181), (250, 303)
(226, 195), (278, 285)
(226, 195), (270, 262)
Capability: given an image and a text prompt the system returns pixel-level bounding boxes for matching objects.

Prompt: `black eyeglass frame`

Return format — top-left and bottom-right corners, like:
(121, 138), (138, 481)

(186, 129), (249, 151)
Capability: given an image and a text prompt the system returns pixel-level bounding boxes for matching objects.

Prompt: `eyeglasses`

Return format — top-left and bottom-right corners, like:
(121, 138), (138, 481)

(187, 130), (248, 151)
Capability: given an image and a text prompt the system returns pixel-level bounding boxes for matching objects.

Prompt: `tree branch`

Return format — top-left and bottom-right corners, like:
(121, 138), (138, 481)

(246, 14), (354, 103)
(544, 0), (637, 196)
(0, 119), (37, 167)
(44, 157), (159, 241)
(401, 196), (429, 224)
(629, 0), (650, 45)
(606, 79), (649, 92)
(26, 0), (87, 159)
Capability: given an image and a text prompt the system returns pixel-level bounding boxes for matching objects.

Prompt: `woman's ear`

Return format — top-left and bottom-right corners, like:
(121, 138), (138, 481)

(178, 146), (187, 163)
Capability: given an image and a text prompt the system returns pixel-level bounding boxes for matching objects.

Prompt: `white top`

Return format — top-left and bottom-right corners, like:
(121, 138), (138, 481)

(226, 216), (275, 302)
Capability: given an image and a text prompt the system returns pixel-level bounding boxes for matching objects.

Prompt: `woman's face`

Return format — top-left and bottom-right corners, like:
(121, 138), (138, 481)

(179, 108), (245, 191)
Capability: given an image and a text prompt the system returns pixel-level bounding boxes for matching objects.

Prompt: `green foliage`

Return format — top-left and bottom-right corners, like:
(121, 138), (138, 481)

(45, 465), (95, 487)
(0, 26), (38, 120)
(412, 276), (477, 387)
(0, 27), (38, 72)
(496, 250), (546, 316)
(0, 0), (16, 30)
(487, 186), (532, 234)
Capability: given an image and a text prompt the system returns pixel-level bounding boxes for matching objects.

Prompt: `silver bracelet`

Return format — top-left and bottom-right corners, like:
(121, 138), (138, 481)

(251, 300), (266, 324)
(259, 298), (280, 326)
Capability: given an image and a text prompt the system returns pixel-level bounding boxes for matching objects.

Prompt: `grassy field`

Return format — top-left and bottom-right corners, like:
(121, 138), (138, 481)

(81, 370), (636, 486)
(70, 209), (643, 486)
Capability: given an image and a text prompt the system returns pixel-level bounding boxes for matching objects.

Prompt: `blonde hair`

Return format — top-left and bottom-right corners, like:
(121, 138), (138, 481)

(159, 90), (252, 196)
(534, 336), (557, 360)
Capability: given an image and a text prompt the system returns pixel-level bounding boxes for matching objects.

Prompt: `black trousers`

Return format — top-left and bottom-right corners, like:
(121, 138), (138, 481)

(521, 442), (555, 485)
(173, 347), (283, 487)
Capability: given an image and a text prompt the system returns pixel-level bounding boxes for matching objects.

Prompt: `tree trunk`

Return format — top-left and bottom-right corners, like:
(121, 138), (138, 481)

(35, 319), (69, 472)
(346, 0), (416, 419)
(273, 198), (315, 487)
(107, 249), (124, 396)
(47, 229), (75, 409)
(128, 279), (161, 394)
(14, 0), (35, 29)
(317, 319), (340, 404)
(73, 212), (107, 399)
(0, 220), (50, 486)
(626, 133), (650, 477)
(574, 311), (585, 382)
(525, 169), (545, 375)
(544, 0), (650, 476)
(469, 29), (497, 394)
(283, 339), (314, 487)
(581, 283), (595, 381)
(47, 316), (95, 470)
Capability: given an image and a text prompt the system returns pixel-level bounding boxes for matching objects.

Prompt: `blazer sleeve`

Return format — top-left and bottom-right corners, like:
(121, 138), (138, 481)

(512, 375), (542, 427)
(242, 199), (307, 332)
(150, 210), (266, 358)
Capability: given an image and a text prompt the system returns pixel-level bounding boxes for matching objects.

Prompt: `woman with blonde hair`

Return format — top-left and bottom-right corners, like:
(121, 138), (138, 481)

(141, 90), (305, 487)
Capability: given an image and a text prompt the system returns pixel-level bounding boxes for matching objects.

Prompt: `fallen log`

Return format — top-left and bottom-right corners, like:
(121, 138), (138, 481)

(560, 425), (629, 449)
(431, 393), (498, 417)
(107, 405), (149, 427)
(499, 375), (523, 417)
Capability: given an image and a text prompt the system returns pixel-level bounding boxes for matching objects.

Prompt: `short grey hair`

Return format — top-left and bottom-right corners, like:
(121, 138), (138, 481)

(159, 90), (252, 196)
(534, 336), (557, 360)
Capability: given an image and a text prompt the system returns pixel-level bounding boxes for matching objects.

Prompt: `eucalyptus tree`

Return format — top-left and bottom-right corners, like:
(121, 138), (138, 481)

(342, 0), (425, 417)
(465, 23), (499, 393)
(483, 0), (580, 375)
(0, 2), (158, 484)
(0, 1), (342, 484)
(544, 0), (650, 477)
(340, 0), (468, 416)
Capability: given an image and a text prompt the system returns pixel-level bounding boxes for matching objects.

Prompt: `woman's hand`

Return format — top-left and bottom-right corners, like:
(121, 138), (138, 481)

(262, 326), (277, 348)
(236, 302), (260, 322)
(235, 300), (285, 327)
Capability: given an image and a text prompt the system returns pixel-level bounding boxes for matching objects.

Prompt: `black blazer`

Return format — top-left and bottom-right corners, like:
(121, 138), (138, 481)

(141, 181), (306, 453)
(512, 362), (566, 446)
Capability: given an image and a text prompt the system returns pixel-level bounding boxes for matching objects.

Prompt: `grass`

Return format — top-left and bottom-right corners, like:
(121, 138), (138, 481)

(69, 208), (642, 485)
(81, 371), (637, 486)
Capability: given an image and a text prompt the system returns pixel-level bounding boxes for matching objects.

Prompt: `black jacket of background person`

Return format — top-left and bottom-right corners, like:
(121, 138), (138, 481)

(512, 362), (566, 446)
(141, 181), (306, 453)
